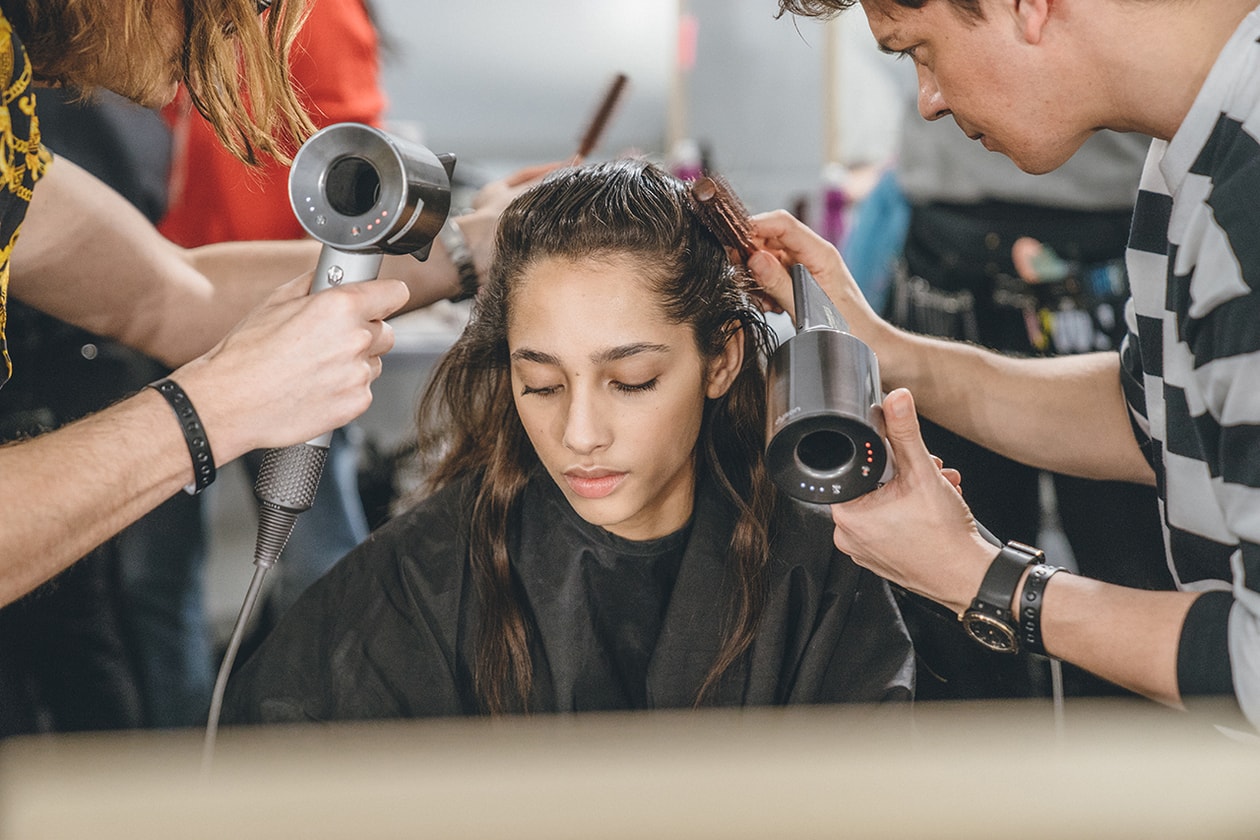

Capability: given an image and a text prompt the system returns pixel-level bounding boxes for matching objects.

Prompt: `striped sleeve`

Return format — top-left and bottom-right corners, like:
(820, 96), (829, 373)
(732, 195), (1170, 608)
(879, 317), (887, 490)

(1172, 115), (1260, 722)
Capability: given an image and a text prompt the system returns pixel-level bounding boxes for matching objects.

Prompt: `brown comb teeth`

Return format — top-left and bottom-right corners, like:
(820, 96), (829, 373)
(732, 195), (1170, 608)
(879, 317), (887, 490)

(689, 174), (757, 263)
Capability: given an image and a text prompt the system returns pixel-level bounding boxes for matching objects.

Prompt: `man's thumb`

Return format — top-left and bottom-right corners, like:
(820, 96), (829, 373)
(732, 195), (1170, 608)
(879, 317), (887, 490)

(882, 388), (932, 471)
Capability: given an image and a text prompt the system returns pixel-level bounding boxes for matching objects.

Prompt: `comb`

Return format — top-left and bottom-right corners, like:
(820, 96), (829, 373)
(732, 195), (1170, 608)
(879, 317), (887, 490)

(575, 73), (630, 161)
(689, 173), (757, 263)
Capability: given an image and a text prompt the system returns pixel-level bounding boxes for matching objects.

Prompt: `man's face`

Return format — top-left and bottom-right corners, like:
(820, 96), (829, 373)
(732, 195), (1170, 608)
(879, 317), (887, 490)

(862, 0), (1097, 174)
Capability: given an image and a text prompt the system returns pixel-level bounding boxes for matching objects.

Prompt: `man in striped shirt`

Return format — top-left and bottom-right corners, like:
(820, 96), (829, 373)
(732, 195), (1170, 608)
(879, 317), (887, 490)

(758, 0), (1260, 729)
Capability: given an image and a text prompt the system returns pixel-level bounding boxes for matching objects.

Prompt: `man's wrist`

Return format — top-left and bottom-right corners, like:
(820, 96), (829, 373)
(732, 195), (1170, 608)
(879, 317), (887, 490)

(146, 378), (216, 494)
(958, 540), (1043, 654)
(1016, 562), (1067, 657)
(437, 216), (479, 302)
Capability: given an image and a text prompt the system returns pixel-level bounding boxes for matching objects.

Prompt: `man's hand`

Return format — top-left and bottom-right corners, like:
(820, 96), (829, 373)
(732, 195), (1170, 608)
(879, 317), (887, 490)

(459, 161), (566, 280)
(829, 388), (997, 615)
(173, 272), (410, 462)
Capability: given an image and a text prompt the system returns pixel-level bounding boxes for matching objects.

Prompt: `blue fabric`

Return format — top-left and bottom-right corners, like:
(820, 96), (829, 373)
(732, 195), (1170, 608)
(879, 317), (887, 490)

(841, 168), (911, 316)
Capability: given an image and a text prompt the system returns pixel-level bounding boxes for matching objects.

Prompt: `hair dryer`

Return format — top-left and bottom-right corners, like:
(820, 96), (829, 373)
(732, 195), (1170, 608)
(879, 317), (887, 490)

(253, 123), (456, 567)
(765, 264), (890, 504)
(204, 124), (456, 771)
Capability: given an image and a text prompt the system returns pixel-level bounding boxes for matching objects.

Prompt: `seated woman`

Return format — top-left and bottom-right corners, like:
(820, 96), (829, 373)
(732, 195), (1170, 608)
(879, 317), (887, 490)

(224, 159), (914, 722)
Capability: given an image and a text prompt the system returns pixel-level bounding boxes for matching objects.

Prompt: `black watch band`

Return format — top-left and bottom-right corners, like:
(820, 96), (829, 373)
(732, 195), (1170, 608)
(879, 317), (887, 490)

(959, 540), (1043, 653)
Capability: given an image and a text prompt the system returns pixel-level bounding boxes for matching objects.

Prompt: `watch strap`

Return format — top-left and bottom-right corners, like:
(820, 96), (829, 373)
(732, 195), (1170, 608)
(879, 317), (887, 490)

(438, 217), (479, 302)
(972, 540), (1043, 621)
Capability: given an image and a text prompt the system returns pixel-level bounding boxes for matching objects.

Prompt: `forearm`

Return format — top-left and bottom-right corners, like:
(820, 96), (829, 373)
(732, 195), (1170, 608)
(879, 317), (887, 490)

(1035, 572), (1199, 707)
(0, 388), (197, 605)
(183, 174), (515, 331)
(187, 240), (469, 332)
(0, 277), (399, 603)
(10, 156), (465, 367)
(959, 538), (1198, 707)
(882, 333), (1153, 483)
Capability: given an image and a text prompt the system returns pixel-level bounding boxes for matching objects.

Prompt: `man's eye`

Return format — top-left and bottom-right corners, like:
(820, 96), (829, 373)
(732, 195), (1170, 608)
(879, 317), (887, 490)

(614, 378), (659, 394)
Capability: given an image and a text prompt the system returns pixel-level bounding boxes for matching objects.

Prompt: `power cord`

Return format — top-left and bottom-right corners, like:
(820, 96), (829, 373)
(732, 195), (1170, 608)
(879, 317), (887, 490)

(201, 445), (327, 779)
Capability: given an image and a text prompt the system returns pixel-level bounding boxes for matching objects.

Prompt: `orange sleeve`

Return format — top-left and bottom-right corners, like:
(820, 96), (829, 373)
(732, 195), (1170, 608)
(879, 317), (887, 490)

(158, 0), (386, 246)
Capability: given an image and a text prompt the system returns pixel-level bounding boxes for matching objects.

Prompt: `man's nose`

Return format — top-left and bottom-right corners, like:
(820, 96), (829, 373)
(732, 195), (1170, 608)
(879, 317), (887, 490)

(917, 68), (950, 121)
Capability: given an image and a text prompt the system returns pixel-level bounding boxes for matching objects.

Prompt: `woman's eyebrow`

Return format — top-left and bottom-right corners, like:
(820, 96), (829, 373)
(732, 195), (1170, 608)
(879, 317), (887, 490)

(510, 348), (560, 365)
(509, 342), (671, 366)
(593, 342), (671, 364)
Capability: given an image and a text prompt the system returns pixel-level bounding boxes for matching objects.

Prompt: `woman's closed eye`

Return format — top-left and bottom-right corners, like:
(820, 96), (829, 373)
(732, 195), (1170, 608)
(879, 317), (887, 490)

(520, 378), (659, 397)
(613, 377), (659, 394)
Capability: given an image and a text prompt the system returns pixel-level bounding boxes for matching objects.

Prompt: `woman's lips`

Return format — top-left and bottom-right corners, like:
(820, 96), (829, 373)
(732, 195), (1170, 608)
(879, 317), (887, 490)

(564, 470), (626, 499)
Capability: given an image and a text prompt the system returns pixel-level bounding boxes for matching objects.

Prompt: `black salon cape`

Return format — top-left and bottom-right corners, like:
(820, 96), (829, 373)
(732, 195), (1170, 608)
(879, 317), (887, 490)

(223, 472), (914, 723)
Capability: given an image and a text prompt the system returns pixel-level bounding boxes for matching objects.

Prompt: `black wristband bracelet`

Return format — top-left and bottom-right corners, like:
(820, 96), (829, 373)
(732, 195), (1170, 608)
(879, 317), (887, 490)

(1018, 562), (1066, 657)
(147, 378), (216, 495)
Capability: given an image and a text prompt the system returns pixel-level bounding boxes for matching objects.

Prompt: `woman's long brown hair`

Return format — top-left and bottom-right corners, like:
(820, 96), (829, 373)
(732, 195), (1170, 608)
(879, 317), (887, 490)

(5, 0), (314, 164)
(417, 159), (781, 714)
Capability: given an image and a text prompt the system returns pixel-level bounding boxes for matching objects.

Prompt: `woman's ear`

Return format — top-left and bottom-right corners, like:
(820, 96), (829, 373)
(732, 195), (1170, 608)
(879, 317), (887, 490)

(705, 322), (745, 399)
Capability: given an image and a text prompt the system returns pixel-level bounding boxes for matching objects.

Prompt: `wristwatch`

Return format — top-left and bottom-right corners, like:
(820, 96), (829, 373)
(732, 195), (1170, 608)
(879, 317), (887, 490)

(438, 217), (480, 302)
(959, 540), (1044, 653)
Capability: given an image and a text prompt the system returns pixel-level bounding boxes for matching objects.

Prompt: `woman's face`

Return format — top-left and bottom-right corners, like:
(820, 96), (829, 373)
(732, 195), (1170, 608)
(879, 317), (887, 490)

(508, 255), (740, 541)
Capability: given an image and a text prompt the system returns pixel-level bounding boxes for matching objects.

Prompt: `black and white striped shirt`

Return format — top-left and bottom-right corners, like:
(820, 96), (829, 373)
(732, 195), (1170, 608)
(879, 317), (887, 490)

(1121, 7), (1260, 727)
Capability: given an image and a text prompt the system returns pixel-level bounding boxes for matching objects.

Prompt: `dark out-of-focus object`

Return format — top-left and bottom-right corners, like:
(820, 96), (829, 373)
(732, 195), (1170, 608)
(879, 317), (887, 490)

(575, 72), (630, 161)
(766, 264), (888, 504)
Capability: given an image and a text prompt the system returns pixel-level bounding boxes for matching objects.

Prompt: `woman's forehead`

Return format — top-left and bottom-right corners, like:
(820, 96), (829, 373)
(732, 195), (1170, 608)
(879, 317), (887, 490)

(507, 256), (685, 348)
(511, 255), (662, 310)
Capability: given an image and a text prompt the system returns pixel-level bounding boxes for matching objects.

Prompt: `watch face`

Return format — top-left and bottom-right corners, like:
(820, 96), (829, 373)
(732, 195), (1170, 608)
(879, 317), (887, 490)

(961, 613), (1019, 653)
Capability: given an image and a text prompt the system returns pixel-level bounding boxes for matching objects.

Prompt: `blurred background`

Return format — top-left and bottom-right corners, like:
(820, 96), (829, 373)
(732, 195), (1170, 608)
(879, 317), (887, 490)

(204, 0), (912, 629)
(377, 0), (900, 210)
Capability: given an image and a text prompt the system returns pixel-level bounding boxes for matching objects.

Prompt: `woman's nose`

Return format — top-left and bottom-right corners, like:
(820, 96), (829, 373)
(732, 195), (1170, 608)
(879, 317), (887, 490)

(561, 386), (612, 455)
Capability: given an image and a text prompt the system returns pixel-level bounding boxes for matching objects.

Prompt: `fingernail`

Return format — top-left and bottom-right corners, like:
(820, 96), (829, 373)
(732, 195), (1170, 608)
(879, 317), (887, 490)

(889, 390), (911, 419)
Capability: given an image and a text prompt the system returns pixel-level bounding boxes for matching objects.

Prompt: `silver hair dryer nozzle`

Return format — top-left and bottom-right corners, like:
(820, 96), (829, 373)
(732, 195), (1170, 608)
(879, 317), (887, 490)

(289, 122), (455, 264)
(765, 265), (889, 504)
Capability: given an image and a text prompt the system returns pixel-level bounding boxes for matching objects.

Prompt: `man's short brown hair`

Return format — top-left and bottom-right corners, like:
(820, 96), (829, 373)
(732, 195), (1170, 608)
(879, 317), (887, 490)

(777, 0), (985, 20)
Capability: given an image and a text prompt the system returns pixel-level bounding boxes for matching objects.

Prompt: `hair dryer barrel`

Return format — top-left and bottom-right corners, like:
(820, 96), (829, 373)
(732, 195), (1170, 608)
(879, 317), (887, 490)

(765, 265), (889, 504)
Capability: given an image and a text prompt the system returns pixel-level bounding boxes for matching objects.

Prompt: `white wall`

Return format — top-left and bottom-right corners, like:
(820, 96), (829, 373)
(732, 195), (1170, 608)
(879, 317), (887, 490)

(372, 0), (904, 213)
(373, 1), (675, 180)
